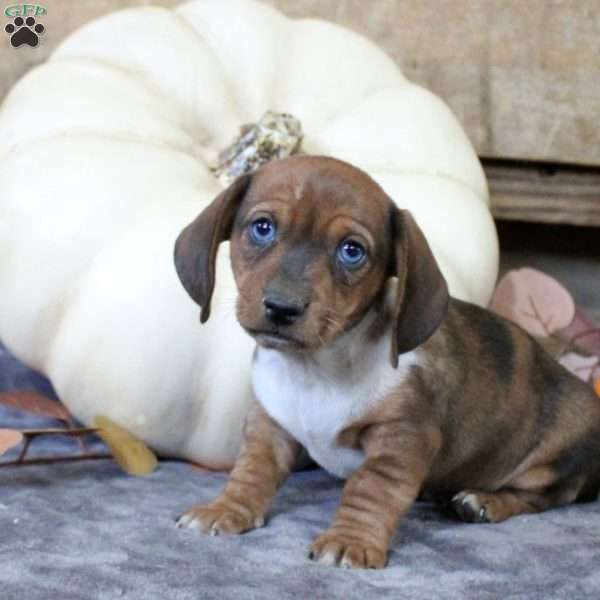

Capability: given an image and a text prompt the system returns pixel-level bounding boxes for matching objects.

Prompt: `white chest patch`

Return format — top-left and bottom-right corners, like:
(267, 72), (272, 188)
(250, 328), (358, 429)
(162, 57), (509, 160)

(251, 330), (419, 479)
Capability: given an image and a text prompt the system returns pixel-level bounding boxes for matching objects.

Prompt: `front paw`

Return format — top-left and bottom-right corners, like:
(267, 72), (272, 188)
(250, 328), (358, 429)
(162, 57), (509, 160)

(308, 529), (387, 569)
(176, 499), (265, 536)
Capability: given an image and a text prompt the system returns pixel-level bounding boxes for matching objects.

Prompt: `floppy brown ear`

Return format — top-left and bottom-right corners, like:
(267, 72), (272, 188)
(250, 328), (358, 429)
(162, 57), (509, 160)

(174, 174), (252, 323)
(389, 209), (449, 367)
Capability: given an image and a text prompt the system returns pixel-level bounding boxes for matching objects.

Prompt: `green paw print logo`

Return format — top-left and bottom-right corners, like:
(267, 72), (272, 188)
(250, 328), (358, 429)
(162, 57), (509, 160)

(4, 4), (46, 48)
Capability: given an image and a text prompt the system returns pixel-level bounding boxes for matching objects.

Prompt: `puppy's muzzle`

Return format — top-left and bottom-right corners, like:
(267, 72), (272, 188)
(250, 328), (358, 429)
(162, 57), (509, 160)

(263, 294), (309, 326)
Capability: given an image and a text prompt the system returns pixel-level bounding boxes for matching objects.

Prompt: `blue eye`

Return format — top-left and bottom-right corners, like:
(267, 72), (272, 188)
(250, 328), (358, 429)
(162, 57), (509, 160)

(250, 217), (276, 245)
(337, 239), (366, 267)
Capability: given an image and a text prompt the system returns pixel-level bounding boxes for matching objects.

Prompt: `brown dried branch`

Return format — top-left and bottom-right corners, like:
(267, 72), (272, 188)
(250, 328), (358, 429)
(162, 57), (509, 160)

(19, 427), (99, 438)
(0, 453), (112, 468)
(1, 427), (101, 466)
(16, 436), (32, 463)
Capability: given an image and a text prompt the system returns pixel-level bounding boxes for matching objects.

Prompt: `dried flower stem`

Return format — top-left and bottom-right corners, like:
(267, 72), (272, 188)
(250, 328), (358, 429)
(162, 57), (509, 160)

(1, 427), (101, 466)
(0, 453), (112, 468)
(19, 428), (99, 438)
(16, 436), (31, 463)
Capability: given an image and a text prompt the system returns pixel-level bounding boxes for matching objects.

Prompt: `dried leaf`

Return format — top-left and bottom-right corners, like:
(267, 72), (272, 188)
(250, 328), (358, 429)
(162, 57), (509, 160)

(490, 268), (575, 337)
(92, 416), (157, 476)
(0, 391), (72, 422)
(558, 352), (599, 383)
(0, 429), (24, 456)
(557, 306), (600, 356)
(594, 378), (600, 399)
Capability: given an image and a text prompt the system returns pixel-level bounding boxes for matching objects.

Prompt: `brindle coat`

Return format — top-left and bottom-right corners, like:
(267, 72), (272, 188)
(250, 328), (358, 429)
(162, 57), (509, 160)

(173, 156), (600, 569)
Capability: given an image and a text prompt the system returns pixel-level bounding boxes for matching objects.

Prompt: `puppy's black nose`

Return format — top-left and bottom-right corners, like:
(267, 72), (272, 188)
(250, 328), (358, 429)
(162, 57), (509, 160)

(263, 295), (306, 326)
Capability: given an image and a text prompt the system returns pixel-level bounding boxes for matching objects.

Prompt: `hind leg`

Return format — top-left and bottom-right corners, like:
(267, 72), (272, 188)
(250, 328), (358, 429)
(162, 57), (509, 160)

(451, 477), (583, 524)
(451, 489), (544, 523)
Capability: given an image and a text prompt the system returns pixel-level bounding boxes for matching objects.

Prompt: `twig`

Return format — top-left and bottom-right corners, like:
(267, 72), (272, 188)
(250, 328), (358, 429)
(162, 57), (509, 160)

(10, 428), (101, 464)
(19, 428), (99, 438)
(0, 453), (112, 468)
(16, 437), (32, 464)
(67, 417), (89, 453)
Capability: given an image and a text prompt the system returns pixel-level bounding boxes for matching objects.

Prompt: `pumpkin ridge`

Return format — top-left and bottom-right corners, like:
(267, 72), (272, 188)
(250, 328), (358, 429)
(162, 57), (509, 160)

(169, 9), (245, 121)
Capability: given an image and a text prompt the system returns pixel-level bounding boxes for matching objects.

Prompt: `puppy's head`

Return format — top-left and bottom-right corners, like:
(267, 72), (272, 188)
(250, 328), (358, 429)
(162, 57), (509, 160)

(174, 156), (449, 367)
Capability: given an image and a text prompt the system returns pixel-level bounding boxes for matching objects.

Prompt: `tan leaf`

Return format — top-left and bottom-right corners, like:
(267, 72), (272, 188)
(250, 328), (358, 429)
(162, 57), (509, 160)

(0, 429), (24, 456)
(490, 268), (575, 337)
(0, 391), (72, 422)
(557, 306), (600, 356)
(92, 416), (157, 476)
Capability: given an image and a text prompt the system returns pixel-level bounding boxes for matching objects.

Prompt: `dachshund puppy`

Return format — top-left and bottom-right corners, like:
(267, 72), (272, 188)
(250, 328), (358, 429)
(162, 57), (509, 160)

(173, 156), (600, 569)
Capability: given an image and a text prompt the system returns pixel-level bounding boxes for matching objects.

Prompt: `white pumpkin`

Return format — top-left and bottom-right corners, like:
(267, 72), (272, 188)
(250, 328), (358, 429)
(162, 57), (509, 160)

(0, 0), (498, 468)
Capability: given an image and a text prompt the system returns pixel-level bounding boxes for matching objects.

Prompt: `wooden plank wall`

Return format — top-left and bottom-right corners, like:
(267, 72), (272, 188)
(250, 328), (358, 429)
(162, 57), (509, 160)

(266, 0), (600, 168)
(1, 1), (598, 169)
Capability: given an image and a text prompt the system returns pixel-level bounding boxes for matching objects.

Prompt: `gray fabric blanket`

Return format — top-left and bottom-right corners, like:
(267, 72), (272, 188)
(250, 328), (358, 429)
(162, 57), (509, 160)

(1, 342), (599, 600)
